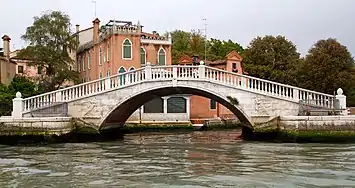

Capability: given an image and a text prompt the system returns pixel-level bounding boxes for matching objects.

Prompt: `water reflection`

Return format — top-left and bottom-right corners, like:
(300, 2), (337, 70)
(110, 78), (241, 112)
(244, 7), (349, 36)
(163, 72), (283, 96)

(0, 130), (355, 187)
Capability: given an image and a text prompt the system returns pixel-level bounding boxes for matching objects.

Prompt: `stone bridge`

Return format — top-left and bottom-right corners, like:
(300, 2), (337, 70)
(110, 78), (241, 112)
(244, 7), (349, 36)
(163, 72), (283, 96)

(11, 63), (345, 131)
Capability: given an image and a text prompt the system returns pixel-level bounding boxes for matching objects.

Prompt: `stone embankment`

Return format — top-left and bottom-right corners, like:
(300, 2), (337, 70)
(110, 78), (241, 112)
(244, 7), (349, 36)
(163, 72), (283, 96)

(1, 115), (355, 143)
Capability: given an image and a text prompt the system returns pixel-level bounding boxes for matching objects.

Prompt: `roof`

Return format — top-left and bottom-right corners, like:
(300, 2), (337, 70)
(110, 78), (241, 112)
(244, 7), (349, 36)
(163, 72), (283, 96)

(226, 50), (243, 60)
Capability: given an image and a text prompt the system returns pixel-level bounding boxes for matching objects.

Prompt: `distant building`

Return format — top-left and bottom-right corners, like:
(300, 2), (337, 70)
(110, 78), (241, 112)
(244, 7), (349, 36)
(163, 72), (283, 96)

(0, 35), (16, 85)
(177, 50), (245, 122)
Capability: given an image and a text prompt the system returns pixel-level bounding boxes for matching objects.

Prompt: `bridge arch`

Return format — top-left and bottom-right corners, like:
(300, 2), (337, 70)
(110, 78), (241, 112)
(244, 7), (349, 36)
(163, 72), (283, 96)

(99, 85), (253, 131)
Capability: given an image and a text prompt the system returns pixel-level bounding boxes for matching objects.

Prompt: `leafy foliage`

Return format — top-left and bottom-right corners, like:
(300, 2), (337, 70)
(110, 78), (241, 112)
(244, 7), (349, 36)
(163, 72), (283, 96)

(170, 30), (244, 64)
(296, 38), (355, 105)
(0, 76), (39, 116)
(242, 35), (301, 85)
(18, 10), (80, 92)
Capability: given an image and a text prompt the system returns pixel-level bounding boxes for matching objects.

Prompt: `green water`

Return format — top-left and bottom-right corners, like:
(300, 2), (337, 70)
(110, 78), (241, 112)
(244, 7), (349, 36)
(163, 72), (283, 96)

(0, 130), (355, 187)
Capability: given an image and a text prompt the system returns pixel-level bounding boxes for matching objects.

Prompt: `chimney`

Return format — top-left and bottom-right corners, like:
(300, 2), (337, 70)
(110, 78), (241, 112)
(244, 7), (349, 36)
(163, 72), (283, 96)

(93, 18), (100, 44)
(76, 24), (80, 33)
(2, 35), (11, 58)
(75, 24), (80, 43)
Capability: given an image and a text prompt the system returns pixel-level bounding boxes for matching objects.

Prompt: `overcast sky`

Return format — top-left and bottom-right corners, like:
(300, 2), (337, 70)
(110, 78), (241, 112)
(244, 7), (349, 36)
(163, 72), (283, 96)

(1, 0), (354, 57)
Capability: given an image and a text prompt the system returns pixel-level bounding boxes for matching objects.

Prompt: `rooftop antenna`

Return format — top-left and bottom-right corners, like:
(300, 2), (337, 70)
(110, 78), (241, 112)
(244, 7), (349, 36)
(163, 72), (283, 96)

(92, 0), (97, 18)
(202, 18), (207, 63)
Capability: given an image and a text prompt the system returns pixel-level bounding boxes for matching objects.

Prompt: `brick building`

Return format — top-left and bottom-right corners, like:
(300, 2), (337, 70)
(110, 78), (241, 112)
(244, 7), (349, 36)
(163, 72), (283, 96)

(177, 51), (245, 123)
(0, 35), (16, 85)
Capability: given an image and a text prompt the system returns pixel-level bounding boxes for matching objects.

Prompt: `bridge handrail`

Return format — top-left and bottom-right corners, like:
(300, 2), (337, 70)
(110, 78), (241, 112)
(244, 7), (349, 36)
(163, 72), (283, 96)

(20, 64), (336, 113)
(23, 67), (146, 101)
(204, 66), (334, 98)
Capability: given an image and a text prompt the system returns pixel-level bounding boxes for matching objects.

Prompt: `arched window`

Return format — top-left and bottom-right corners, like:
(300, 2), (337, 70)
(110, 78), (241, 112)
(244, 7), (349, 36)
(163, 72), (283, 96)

(144, 97), (164, 113)
(140, 47), (146, 65)
(158, 48), (166, 65)
(118, 67), (126, 86)
(99, 47), (103, 65)
(129, 67), (135, 83)
(167, 97), (187, 113)
(122, 39), (132, 59)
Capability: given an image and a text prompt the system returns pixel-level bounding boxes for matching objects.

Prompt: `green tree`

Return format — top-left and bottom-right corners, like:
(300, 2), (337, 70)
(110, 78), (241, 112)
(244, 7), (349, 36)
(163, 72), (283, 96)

(0, 84), (13, 116)
(297, 38), (355, 105)
(0, 76), (39, 116)
(170, 30), (192, 63)
(18, 10), (80, 92)
(242, 35), (301, 85)
(208, 38), (244, 61)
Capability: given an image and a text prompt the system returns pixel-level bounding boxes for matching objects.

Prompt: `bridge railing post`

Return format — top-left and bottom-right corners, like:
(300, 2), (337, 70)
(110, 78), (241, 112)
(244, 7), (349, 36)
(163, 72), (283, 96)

(145, 62), (152, 80)
(12, 92), (23, 118)
(293, 88), (299, 101)
(336, 88), (347, 115)
(199, 61), (205, 79)
(105, 77), (111, 90)
(173, 66), (178, 79)
(56, 91), (62, 102)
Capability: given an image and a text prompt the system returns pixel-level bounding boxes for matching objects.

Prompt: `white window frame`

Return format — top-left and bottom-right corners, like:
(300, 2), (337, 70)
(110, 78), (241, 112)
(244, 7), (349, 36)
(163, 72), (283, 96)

(157, 47), (166, 66)
(99, 47), (103, 65)
(140, 47), (146, 65)
(122, 38), (133, 60)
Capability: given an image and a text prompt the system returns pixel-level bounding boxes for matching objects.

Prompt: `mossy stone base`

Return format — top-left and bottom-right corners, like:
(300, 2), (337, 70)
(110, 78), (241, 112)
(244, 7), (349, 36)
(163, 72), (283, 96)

(243, 127), (355, 143)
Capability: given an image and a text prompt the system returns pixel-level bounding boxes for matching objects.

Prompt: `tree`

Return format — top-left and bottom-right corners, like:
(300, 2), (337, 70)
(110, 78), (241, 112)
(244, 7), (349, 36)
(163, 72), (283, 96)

(170, 30), (192, 63)
(297, 38), (355, 105)
(242, 35), (301, 85)
(0, 76), (39, 116)
(18, 10), (80, 92)
(170, 30), (244, 63)
(208, 38), (244, 61)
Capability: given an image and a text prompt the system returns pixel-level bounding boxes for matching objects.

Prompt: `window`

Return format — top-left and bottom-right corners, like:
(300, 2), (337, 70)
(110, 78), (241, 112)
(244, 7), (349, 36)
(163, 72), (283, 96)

(107, 69), (111, 77)
(122, 39), (132, 59)
(158, 48), (166, 65)
(87, 52), (91, 69)
(167, 97), (186, 113)
(144, 97), (164, 113)
(107, 43), (110, 61)
(232, 63), (238, 73)
(118, 67), (126, 86)
(232, 63), (237, 69)
(82, 55), (85, 71)
(18, 65), (24, 74)
(99, 72), (103, 79)
(140, 47), (146, 65)
(210, 99), (216, 110)
(99, 47), (103, 65)
(77, 57), (81, 71)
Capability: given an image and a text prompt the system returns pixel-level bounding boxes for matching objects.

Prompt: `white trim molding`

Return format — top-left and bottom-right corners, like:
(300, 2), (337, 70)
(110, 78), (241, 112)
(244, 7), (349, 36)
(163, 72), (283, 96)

(122, 38), (133, 60)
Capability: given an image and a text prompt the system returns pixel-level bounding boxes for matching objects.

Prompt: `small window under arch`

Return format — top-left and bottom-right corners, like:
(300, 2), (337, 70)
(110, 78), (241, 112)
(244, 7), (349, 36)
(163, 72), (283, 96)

(144, 97), (164, 113)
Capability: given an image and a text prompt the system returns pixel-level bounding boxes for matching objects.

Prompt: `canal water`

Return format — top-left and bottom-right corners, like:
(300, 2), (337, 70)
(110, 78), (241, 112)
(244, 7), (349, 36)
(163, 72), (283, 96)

(0, 130), (355, 187)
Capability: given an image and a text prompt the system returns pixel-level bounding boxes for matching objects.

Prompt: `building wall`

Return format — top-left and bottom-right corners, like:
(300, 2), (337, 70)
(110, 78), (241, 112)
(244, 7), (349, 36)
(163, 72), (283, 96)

(188, 52), (243, 121)
(0, 57), (16, 85)
(77, 35), (172, 81)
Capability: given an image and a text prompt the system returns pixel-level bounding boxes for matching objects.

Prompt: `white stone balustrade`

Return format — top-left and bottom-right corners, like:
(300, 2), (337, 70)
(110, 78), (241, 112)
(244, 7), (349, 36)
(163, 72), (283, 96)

(11, 62), (344, 118)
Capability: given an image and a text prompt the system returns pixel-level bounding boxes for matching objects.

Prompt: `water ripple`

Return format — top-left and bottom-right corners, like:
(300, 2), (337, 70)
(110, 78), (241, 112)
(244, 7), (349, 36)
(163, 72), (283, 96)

(0, 130), (354, 187)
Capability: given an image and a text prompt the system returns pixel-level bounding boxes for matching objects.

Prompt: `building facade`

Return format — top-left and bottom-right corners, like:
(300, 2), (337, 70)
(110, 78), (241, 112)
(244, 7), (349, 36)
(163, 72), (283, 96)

(0, 35), (16, 85)
(75, 18), (190, 123)
(177, 51), (245, 123)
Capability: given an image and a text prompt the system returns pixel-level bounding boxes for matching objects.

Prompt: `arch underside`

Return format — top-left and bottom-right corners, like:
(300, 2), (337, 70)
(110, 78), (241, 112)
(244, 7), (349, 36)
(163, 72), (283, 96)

(101, 86), (253, 130)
